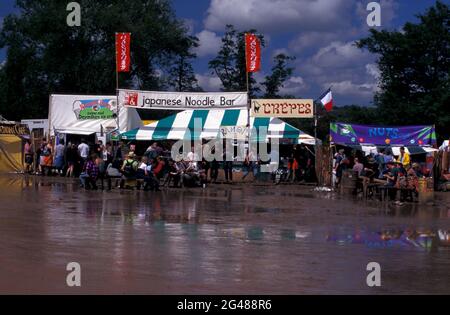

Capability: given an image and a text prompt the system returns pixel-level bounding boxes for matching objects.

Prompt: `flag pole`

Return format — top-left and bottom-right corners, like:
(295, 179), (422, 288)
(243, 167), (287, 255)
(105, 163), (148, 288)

(244, 33), (250, 156)
(115, 33), (120, 135)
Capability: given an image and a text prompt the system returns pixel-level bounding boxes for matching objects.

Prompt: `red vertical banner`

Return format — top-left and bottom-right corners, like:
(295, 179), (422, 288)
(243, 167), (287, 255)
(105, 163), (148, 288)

(116, 33), (131, 72)
(245, 33), (261, 73)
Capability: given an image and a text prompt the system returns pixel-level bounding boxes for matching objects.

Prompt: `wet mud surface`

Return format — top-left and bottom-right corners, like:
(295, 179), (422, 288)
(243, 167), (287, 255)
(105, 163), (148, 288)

(0, 175), (449, 294)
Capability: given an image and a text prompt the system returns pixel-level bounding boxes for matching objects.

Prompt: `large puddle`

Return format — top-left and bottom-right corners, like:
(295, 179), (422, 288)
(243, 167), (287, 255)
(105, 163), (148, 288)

(0, 175), (449, 294)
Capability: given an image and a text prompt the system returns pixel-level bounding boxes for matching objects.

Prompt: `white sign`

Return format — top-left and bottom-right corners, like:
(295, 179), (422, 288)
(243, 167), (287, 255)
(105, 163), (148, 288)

(219, 126), (248, 139)
(119, 89), (248, 110)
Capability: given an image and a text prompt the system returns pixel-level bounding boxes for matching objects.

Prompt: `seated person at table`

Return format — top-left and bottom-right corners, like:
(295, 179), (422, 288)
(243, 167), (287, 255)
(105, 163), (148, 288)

(352, 157), (364, 176)
(167, 159), (183, 187)
(182, 161), (202, 187)
(382, 161), (397, 187)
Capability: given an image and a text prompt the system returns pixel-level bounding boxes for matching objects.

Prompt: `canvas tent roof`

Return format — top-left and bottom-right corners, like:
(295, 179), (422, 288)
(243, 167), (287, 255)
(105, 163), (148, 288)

(121, 109), (316, 144)
(49, 94), (142, 136)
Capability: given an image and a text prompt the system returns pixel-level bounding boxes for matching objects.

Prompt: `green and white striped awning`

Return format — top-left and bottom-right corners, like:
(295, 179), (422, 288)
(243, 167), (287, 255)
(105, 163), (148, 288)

(121, 109), (315, 144)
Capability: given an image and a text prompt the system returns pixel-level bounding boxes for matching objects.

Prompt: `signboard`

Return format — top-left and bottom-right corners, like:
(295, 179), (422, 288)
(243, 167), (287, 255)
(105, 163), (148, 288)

(119, 89), (248, 110)
(0, 123), (30, 136)
(251, 99), (314, 118)
(219, 126), (248, 140)
(73, 99), (116, 120)
(330, 123), (437, 146)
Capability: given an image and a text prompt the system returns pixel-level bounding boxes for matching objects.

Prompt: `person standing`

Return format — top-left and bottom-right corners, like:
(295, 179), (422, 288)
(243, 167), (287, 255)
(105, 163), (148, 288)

(53, 139), (65, 176)
(223, 145), (234, 183)
(24, 140), (33, 174)
(397, 146), (411, 169)
(78, 139), (90, 164)
(65, 143), (78, 178)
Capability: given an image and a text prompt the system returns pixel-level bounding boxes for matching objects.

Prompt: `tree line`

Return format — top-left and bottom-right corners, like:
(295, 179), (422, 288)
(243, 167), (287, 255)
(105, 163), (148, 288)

(0, 1), (448, 141)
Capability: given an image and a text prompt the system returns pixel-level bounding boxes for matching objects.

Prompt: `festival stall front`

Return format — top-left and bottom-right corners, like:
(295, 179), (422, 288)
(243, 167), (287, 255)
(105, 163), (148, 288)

(48, 94), (142, 142)
(121, 109), (316, 144)
(330, 123), (438, 155)
(0, 122), (30, 173)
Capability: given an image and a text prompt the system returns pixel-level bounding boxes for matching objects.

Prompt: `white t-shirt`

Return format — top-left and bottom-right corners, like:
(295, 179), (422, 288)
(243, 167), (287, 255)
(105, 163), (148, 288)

(78, 143), (90, 158)
(187, 151), (199, 162)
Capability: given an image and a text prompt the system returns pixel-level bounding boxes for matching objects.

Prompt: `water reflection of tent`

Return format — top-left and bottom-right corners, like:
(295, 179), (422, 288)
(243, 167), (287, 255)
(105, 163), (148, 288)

(121, 109), (316, 144)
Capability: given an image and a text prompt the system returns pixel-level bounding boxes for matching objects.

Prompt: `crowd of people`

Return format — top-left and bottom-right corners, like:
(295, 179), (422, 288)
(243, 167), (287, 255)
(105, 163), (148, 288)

(333, 146), (431, 200)
(23, 138), (286, 191)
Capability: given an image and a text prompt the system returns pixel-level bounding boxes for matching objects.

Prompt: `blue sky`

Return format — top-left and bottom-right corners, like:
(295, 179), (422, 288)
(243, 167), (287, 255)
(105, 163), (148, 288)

(0, 0), (440, 106)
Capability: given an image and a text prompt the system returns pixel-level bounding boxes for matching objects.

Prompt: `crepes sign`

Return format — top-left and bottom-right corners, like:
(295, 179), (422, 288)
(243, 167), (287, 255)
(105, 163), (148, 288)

(119, 89), (248, 110)
(0, 123), (30, 136)
(251, 99), (314, 118)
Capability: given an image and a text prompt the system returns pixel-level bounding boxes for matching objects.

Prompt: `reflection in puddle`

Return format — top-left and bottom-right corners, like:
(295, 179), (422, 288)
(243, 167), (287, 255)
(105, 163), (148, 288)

(327, 228), (450, 251)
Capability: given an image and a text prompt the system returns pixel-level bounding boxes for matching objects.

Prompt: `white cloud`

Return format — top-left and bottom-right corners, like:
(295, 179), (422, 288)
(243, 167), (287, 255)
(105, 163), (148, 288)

(323, 80), (378, 98)
(279, 76), (309, 96)
(196, 73), (223, 91)
(365, 63), (380, 80)
(204, 0), (353, 33)
(194, 30), (222, 57)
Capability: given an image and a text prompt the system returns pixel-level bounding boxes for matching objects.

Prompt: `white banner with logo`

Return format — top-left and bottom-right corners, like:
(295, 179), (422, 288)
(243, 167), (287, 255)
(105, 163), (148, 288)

(251, 99), (314, 118)
(119, 89), (248, 110)
(219, 126), (248, 139)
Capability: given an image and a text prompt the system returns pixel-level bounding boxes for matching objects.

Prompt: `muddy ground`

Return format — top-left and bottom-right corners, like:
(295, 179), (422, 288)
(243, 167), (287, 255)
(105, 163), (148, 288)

(0, 174), (449, 294)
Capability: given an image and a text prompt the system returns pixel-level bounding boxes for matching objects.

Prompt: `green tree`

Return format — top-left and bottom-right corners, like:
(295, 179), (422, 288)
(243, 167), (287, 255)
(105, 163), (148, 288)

(168, 36), (202, 92)
(208, 24), (265, 97)
(261, 54), (295, 98)
(357, 1), (450, 140)
(0, 0), (196, 121)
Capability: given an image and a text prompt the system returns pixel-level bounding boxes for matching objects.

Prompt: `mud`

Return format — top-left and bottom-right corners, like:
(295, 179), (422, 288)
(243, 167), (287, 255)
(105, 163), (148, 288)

(0, 174), (449, 294)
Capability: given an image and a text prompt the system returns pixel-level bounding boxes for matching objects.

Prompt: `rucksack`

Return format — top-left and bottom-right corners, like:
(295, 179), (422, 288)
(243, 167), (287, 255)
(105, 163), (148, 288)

(122, 160), (136, 177)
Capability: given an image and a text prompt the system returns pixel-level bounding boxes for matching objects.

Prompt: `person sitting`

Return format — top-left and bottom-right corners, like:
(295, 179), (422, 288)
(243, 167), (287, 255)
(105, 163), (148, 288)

(79, 154), (99, 190)
(167, 159), (183, 187)
(182, 161), (201, 187)
(152, 156), (165, 180)
(136, 156), (159, 191)
(352, 157), (364, 176)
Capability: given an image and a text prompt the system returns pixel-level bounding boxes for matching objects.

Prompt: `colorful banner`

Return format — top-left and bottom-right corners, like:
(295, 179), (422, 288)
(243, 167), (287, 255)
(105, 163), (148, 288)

(330, 123), (437, 146)
(116, 32), (131, 72)
(251, 99), (314, 118)
(245, 33), (261, 72)
(72, 99), (116, 120)
(119, 89), (248, 110)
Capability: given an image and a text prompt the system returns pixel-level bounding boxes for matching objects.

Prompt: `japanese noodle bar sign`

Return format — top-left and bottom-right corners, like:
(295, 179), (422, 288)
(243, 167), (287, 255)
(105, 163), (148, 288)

(119, 89), (248, 110)
(250, 99), (314, 118)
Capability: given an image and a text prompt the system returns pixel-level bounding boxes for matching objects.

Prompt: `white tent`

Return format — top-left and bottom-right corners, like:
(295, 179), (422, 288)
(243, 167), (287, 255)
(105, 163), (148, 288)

(48, 94), (142, 137)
